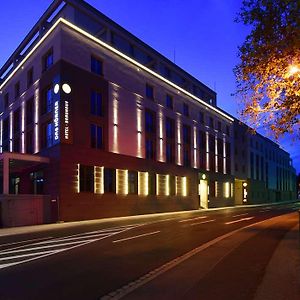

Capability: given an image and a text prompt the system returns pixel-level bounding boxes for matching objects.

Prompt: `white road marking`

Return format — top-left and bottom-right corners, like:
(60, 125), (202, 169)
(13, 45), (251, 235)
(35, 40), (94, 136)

(186, 219), (216, 226)
(0, 223), (144, 270)
(179, 216), (208, 223)
(113, 231), (160, 243)
(225, 217), (254, 225)
(232, 213), (249, 218)
(0, 237), (53, 248)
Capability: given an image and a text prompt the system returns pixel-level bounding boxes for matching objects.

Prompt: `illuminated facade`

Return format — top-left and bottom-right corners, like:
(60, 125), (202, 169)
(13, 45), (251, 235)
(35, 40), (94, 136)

(0, 0), (296, 225)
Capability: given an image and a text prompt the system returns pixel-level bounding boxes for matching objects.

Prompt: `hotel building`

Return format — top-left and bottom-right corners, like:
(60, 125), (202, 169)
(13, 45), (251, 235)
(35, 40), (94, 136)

(0, 0), (296, 227)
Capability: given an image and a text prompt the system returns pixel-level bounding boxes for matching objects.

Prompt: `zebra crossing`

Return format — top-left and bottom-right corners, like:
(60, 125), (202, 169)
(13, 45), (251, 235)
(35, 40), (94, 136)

(0, 223), (142, 270)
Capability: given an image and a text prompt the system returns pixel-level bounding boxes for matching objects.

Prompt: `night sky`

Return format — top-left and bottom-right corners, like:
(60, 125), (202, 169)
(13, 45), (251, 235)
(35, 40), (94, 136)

(0, 0), (299, 173)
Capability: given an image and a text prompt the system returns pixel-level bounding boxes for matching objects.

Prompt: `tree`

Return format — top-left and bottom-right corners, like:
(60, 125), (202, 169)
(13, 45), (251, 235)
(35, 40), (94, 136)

(234, 0), (300, 139)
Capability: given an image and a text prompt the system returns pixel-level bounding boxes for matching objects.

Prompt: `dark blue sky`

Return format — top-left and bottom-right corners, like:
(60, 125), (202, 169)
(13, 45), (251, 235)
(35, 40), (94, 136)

(0, 0), (299, 173)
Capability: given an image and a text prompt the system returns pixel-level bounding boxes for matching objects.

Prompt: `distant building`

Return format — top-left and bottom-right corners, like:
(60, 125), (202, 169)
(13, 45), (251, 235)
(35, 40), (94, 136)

(0, 0), (296, 227)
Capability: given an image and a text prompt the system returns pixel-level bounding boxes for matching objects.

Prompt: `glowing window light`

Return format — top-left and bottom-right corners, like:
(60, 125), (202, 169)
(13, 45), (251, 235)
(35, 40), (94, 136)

(166, 175), (170, 196)
(94, 166), (104, 194)
(177, 118), (181, 165)
(0, 18), (234, 123)
(116, 169), (128, 195)
(182, 176), (187, 197)
(206, 131), (209, 171)
(215, 135), (218, 172)
(223, 136), (226, 174)
(34, 88), (39, 153)
(21, 101), (25, 153)
(77, 164), (80, 193)
(138, 171), (148, 196)
(9, 112), (13, 152)
(224, 182), (230, 198)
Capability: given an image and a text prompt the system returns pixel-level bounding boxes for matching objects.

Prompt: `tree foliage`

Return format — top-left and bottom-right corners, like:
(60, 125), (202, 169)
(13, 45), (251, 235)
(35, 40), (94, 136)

(234, 0), (300, 139)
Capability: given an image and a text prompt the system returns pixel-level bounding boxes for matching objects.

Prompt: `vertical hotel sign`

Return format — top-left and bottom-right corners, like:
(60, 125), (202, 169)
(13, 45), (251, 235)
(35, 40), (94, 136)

(52, 78), (73, 144)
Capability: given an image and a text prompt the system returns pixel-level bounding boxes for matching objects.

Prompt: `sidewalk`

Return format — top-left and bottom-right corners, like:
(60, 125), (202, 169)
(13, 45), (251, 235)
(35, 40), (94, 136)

(254, 223), (300, 300)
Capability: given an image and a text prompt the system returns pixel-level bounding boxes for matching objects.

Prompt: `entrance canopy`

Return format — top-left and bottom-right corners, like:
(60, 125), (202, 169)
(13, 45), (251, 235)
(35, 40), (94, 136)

(0, 152), (50, 194)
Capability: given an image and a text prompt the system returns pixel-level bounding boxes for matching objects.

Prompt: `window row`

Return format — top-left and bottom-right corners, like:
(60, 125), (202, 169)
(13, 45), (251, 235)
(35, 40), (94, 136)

(79, 165), (189, 197)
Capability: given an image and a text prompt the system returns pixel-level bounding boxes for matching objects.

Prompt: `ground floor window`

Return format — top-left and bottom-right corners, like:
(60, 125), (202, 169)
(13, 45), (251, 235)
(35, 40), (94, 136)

(79, 165), (94, 193)
(30, 171), (44, 194)
(104, 168), (116, 193)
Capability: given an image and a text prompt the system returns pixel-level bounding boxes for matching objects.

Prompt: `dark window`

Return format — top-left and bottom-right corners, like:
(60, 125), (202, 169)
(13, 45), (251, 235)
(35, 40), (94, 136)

(165, 117), (175, 139)
(169, 175), (176, 195)
(4, 93), (9, 110)
(3, 118), (9, 141)
(256, 154), (260, 180)
(26, 131), (34, 154)
(183, 148), (190, 167)
(13, 109), (20, 134)
(226, 125), (230, 136)
(43, 49), (53, 71)
(250, 152), (254, 179)
(27, 68), (34, 88)
(146, 139), (155, 160)
(183, 103), (189, 117)
(148, 173), (156, 195)
(146, 84), (154, 99)
(42, 87), (53, 115)
(199, 112), (204, 124)
(91, 56), (103, 75)
(166, 142), (174, 163)
(41, 122), (53, 149)
(13, 137), (20, 153)
(26, 98), (34, 125)
(91, 91), (103, 116)
(30, 171), (44, 194)
(90, 124), (103, 149)
(104, 168), (116, 193)
(218, 121), (222, 131)
(183, 125), (191, 144)
(145, 110), (155, 133)
(166, 94), (173, 109)
(15, 82), (20, 99)
(209, 117), (214, 129)
(128, 171), (138, 194)
(80, 165), (94, 193)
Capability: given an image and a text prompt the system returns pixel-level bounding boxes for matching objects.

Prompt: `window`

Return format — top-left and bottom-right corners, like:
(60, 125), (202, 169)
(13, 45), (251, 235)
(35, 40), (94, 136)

(104, 168), (116, 193)
(146, 84), (154, 99)
(166, 142), (174, 164)
(128, 171), (138, 194)
(145, 110), (155, 133)
(43, 49), (53, 71)
(226, 125), (230, 136)
(183, 148), (190, 167)
(4, 93), (9, 110)
(218, 121), (222, 131)
(91, 56), (103, 75)
(90, 124), (103, 149)
(209, 117), (214, 129)
(26, 98), (34, 125)
(146, 139), (155, 160)
(166, 94), (173, 109)
(183, 103), (189, 117)
(42, 87), (53, 114)
(91, 91), (103, 116)
(26, 131), (33, 154)
(13, 109), (20, 134)
(15, 82), (20, 99)
(41, 122), (53, 149)
(199, 112), (204, 124)
(165, 117), (175, 139)
(80, 165), (94, 193)
(13, 137), (20, 153)
(183, 125), (191, 144)
(148, 173), (156, 195)
(27, 68), (34, 88)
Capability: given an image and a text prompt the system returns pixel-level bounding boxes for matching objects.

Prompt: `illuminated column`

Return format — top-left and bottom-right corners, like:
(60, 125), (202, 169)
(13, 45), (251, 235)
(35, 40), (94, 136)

(21, 101), (25, 153)
(34, 88), (39, 153)
(215, 135), (218, 172)
(159, 110), (164, 162)
(138, 171), (148, 195)
(116, 169), (128, 195)
(111, 84), (119, 154)
(0, 118), (3, 153)
(206, 131), (209, 171)
(94, 166), (104, 194)
(193, 126), (197, 168)
(136, 94), (143, 158)
(9, 111), (13, 152)
(166, 174), (170, 196)
(182, 176), (187, 197)
(76, 164), (80, 193)
(223, 136), (226, 174)
(177, 117), (181, 165)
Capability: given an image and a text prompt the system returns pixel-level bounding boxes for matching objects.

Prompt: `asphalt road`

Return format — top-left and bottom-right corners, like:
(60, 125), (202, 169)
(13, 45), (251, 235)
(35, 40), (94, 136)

(0, 202), (299, 300)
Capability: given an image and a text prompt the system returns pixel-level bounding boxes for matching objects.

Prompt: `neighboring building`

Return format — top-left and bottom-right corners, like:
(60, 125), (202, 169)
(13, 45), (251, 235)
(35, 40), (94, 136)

(0, 0), (296, 227)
